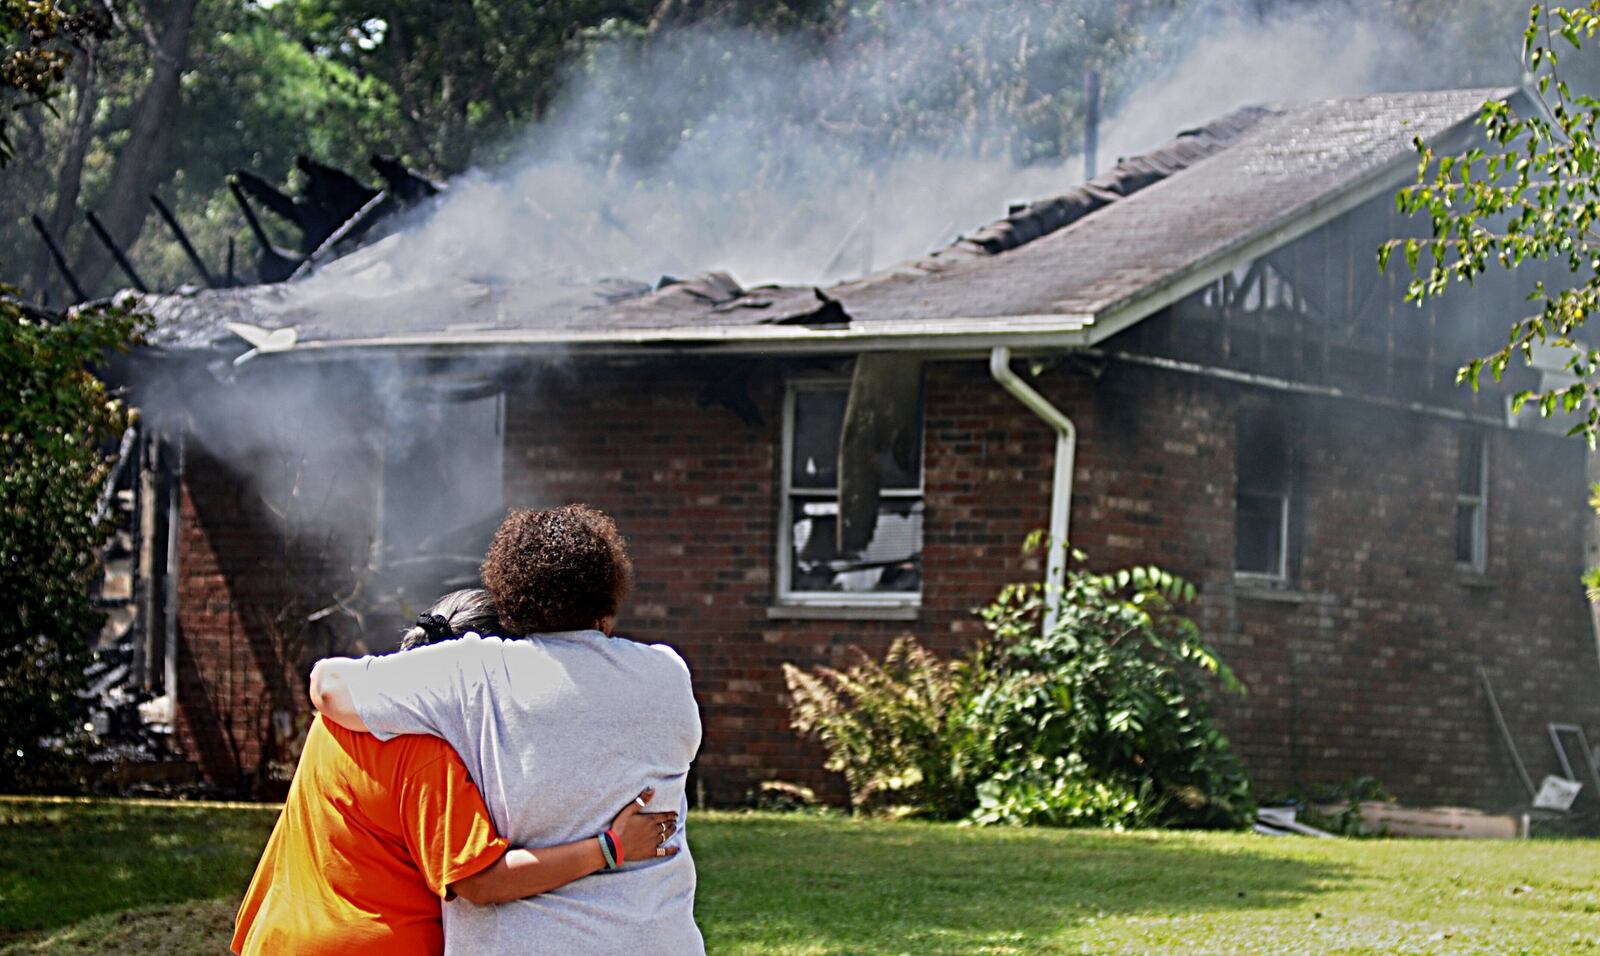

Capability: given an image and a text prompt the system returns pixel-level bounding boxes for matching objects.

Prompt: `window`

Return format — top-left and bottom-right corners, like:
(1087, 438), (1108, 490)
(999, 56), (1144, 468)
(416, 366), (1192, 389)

(779, 381), (923, 603)
(1235, 405), (1291, 580)
(1456, 429), (1488, 572)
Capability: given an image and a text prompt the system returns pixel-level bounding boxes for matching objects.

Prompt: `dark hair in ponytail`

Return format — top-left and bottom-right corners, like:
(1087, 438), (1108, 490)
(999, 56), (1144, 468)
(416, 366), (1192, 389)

(399, 588), (501, 651)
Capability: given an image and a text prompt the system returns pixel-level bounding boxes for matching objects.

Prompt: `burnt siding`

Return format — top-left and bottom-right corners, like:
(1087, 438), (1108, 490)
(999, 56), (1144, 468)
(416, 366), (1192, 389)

(169, 355), (1599, 810)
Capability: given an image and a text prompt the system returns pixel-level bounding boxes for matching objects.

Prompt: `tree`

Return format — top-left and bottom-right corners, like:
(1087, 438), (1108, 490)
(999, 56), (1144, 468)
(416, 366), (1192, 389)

(1386, 4), (1600, 432)
(276, 0), (659, 174)
(67, 0), (204, 294)
(0, 294), (145, 792)
(1385, 3), (1600, 596)
(1, 0), (106, 167)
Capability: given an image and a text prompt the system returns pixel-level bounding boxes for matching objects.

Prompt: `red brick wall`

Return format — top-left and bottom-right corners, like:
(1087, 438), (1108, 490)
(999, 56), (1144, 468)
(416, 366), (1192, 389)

(172, 354), (1600, 810)
(493, 357), (1600, 808)
(1028, 362), (1597, 808)
(173, 448), (298, 788)
(1220, 401), (1597, 806)
(173, 422), (377, 794)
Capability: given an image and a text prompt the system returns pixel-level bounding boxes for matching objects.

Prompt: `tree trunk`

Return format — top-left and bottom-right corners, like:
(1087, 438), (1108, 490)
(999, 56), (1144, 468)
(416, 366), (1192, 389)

(29, 49), (101, 300)
(74, 0), (201, 295)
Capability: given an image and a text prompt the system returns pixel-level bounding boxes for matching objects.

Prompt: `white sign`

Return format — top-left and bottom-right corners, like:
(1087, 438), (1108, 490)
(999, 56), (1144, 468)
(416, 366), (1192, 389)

(1533, 775), (1582, 811)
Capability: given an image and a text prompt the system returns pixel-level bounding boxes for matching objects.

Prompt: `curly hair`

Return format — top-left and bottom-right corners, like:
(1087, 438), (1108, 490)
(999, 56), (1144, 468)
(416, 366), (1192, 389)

(481, 504), (633, 636)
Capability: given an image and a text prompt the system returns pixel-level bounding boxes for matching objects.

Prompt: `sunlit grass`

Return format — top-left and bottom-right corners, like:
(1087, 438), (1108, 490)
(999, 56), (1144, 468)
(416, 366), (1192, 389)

(0, 797), (278, 944)
(4, 798), (1600, 954)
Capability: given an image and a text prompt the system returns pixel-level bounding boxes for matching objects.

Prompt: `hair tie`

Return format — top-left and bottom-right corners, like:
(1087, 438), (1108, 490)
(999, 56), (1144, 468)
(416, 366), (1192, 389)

(416, 613), (453, 641)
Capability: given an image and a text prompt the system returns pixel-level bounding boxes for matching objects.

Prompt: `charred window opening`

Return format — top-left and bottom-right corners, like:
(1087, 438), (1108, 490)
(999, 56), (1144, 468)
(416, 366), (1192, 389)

(379, 391), (505, 591)
(1235, 403), (1291, 580)
(1456, 428), (1488, 572)
(780, 380), (923, 601)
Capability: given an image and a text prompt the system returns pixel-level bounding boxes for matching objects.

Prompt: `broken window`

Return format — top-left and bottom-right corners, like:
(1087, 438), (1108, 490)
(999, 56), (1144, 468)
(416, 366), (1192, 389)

(780, 381), (923, 601)
(1235, 404), (1291, 580)
(1456, 428), (1488, 572)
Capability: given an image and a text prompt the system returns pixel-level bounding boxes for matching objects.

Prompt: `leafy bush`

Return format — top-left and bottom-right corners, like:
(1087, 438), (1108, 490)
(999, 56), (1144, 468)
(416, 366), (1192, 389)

(784, 554), (1255, 829)
(784, 636), (991, 818)
(0, 294), (145, 792)
(970, 754), (1152, 828)
(971, 564), (1253, 829)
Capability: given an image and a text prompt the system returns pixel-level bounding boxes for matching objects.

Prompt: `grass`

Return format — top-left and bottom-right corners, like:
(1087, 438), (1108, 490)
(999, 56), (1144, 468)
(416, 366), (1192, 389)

(4, 797), (1600, 954)
(0, 797), (278, 955)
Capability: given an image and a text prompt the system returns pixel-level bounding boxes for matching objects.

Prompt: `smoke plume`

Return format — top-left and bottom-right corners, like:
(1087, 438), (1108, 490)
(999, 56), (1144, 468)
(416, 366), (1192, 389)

(288, 0), (1530, 299)
(158, 0), (1543, 633)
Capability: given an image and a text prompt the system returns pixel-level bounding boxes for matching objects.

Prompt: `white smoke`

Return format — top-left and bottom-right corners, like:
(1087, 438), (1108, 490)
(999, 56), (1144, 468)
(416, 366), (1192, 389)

(162, 0), (1539, 620)
(1101, 1), (1527, 160)
(286, 0), (1530, 299)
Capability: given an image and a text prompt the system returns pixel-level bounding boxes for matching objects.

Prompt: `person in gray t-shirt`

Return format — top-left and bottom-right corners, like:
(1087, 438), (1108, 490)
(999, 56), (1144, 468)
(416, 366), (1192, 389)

(312, 505), (704, 955)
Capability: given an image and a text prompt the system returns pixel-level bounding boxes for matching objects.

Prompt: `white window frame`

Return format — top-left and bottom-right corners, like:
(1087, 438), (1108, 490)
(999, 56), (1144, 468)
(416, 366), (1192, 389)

(1456, 429), (1489, 574)
(1234, 492), (1289, 583)
(776, 378), (923, 608)
(1234, 407), (1291, 584)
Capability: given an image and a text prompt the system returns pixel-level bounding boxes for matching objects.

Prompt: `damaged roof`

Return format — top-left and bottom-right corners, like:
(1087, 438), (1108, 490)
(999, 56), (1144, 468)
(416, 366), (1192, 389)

(136, 87), (1518, 358)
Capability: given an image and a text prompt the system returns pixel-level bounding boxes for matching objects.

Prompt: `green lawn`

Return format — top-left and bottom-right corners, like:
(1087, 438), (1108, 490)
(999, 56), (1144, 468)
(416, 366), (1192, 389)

(3, 797), (1599, 954)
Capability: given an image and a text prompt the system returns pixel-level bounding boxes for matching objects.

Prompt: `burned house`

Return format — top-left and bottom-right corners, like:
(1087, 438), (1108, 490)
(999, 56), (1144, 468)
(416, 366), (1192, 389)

(113, 87), (1600, 810)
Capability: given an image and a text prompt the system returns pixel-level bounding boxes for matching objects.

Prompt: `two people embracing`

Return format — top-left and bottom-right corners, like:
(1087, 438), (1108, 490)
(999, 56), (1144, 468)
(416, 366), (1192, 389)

(232, 504), (704, 955)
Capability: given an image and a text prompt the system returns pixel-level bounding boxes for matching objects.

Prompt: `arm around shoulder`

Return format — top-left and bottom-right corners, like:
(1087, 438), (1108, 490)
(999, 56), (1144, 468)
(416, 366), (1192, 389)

(308, 657), (370, 733)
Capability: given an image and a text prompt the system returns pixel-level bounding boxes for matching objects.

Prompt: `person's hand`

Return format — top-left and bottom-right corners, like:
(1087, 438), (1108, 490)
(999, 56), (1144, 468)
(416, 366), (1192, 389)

(610, 787), (679, 863)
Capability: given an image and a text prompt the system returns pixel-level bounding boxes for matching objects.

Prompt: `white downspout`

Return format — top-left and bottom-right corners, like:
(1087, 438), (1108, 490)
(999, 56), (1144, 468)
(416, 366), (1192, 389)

(989, 347), (1076, 633)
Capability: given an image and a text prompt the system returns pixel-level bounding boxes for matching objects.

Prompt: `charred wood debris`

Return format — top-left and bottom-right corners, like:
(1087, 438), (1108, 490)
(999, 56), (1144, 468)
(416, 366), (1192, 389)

(24, 155), (439, 787)
(31, 153), (442, 305)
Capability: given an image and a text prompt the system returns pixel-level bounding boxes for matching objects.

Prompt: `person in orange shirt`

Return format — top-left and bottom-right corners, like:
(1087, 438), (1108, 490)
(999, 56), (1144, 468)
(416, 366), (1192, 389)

(231, 589), (677, 956)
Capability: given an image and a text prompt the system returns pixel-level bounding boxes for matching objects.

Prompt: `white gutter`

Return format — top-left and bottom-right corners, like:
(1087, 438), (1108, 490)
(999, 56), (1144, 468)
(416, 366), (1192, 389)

(989, 347), (1075, 633)
(250, 313), (1098, 358)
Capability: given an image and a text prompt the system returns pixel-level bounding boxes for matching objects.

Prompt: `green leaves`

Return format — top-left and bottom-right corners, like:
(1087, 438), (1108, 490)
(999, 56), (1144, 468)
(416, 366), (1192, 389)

(785, 553), (1253, 830)
(0, 294), (145, 791)
(1387, 4), (1600, 443)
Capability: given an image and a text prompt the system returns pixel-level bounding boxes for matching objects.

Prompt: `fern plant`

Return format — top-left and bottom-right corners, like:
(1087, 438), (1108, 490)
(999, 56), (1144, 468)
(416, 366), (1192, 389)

(784, 636), (992, 818)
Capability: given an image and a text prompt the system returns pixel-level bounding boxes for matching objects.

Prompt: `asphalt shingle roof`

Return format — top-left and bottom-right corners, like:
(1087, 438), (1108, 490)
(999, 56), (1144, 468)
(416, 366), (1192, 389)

(136, 87), (1515, 356)
(829, 88), (1514, 328)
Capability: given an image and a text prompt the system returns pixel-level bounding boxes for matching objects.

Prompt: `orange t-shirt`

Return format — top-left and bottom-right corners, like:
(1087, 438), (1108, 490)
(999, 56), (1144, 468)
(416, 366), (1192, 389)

(231, 715), (509, 956)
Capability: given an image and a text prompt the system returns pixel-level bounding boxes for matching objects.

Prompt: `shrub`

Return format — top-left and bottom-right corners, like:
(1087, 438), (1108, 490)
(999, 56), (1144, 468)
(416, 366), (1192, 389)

(784, 636), (991, 818)
(784, 554), (1255, 829)
(970, 754), (1153, 828)
(971, 563), (1253, 829)
(0, 294), (145, 792)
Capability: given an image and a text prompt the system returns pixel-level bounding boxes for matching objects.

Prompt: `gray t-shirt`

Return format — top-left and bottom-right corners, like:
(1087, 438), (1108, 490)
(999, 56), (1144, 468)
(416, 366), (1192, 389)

(345, 629), (704, 955)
